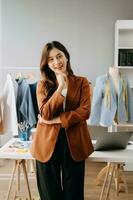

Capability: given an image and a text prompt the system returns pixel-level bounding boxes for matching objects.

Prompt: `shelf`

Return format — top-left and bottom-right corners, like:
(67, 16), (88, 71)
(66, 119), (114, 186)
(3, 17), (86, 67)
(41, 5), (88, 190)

(118, 66), (133, 69)
(1, 67), (39, 70)
(108, 123), (133, 133)
(118, 47), (133, 49)
(116, 20), (133, 29)
(117, 123), (133, 127)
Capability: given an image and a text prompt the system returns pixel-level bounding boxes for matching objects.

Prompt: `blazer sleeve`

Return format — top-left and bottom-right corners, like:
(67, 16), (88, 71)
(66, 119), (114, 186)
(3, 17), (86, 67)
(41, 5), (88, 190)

(89, 77), (104, 125)
(37, 80), (64, 120)
(60, 78), (91, 128)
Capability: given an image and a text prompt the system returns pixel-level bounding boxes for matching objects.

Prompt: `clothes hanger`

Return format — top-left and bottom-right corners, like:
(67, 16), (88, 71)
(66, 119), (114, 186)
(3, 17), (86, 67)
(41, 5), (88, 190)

(15, 72), (22, 80)
(15, 72), (36, 83)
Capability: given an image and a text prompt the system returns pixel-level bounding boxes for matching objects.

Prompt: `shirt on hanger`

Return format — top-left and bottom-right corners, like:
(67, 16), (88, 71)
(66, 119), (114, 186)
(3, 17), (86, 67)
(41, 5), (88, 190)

(1, 74), (18, 136)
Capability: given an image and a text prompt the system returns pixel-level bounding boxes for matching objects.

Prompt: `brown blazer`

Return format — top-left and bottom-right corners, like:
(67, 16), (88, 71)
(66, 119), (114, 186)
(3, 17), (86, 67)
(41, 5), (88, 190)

(30, 74), (94, 162)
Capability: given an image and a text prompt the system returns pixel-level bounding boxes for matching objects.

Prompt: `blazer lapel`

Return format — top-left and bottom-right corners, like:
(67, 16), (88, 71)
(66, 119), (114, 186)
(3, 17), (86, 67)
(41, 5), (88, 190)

(108, 74), (117, 100)
(118, 72), (125, 98)
(118, 78), (122, 98)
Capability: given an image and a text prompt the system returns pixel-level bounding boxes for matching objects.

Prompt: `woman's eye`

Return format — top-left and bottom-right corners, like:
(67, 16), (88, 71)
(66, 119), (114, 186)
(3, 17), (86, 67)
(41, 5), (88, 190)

(57, 54), (62, 59)
(48, 58), (53, 62)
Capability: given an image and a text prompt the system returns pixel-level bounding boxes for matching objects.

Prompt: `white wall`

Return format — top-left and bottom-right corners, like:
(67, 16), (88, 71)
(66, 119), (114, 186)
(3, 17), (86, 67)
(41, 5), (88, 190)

(1, 0), (133, 85)
(0, 0), (2, 88)
(0, 0), (133, 144)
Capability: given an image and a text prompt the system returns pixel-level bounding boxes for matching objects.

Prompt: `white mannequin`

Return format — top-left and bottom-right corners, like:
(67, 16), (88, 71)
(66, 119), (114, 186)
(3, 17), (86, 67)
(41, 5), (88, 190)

(108, 67), (119, 94)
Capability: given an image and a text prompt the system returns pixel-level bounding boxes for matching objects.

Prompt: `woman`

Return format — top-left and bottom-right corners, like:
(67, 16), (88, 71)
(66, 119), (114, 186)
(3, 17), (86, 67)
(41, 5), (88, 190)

(30, 41), (94, 200)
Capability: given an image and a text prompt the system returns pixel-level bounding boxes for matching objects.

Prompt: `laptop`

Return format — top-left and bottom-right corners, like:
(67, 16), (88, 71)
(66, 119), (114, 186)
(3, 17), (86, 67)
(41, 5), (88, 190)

(94, 132), (132, 151)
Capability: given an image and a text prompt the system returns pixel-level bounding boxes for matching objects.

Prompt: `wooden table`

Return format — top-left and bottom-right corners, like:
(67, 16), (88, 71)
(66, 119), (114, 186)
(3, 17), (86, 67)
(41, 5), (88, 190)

(88, 141), (133, 200)
(0, 138), (34, 200)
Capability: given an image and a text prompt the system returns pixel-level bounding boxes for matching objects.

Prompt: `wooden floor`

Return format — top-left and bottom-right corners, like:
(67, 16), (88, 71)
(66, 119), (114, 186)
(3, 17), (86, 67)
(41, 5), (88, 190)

(85, 161), (133, 200)
(0, 159), (133, 200)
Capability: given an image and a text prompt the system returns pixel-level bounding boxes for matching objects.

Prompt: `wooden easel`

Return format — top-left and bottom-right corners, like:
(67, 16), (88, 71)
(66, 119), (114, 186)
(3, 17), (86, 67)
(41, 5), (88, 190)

(6, 159), (32, 200)
(96, 162), (129, 200)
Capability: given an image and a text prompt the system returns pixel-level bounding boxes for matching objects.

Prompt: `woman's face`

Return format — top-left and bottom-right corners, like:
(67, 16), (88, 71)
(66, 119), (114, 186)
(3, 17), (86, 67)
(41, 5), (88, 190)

(47, 48), (68, 75)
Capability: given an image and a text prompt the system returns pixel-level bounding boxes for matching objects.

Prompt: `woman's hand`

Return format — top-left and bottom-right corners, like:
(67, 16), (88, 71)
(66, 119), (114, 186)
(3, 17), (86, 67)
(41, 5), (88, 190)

(38, 114), (61, 125)
(56, 73), (68, 92)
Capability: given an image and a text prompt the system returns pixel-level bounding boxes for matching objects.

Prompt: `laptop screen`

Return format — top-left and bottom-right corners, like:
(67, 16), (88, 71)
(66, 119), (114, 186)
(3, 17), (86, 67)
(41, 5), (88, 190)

(94, 132), (132, 151)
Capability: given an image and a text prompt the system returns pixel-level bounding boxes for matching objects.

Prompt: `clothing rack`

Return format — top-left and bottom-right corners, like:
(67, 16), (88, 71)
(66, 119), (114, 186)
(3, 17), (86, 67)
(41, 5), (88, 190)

(0, 67), (40, 87)
(0, 72), (39, 147)
(1, 67), (38, 70)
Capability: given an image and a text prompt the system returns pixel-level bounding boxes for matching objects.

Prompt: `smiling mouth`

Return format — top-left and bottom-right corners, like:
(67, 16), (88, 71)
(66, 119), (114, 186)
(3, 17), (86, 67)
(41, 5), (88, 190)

(55, 66), (63, 70)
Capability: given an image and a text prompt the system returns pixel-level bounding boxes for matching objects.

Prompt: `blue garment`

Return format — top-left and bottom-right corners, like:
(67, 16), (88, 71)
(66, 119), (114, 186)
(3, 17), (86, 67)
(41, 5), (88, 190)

(16, 78), (36, 127)
(89, 73), (133, 126)
(29, 82), (39, 124)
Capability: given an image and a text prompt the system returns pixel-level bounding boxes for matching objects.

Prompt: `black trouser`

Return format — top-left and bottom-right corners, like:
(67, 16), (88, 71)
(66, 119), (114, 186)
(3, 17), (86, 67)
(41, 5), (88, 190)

(36, 128), (85, 200)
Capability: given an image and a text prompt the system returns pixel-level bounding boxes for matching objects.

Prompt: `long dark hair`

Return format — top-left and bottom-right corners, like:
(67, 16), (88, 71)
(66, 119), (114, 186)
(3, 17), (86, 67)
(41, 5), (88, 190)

(40, 41), (74, 98)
